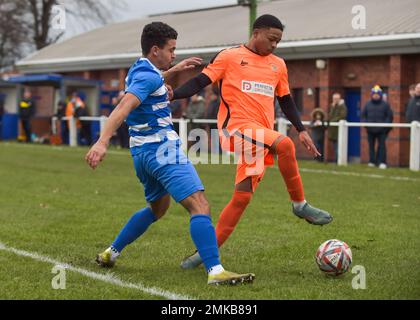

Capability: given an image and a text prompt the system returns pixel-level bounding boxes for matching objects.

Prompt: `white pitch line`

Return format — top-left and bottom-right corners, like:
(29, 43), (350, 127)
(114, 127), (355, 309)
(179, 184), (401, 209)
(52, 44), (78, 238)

(0, 241), (194, 300)
(2, 142), (418, 182)
(298, 167), (420, 182)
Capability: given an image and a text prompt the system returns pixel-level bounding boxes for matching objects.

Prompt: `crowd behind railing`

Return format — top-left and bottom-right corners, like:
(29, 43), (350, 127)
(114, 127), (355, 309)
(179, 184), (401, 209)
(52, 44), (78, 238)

(1, 83), (420, 171)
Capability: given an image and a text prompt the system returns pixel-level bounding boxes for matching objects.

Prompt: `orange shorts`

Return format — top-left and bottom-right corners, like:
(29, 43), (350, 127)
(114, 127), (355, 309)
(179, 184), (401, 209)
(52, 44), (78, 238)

(220, 123), (283, 191)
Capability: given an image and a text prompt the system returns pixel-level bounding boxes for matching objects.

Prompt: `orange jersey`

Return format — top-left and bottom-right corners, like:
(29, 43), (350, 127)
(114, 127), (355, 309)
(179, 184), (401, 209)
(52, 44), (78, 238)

(202, 44), (290, 134)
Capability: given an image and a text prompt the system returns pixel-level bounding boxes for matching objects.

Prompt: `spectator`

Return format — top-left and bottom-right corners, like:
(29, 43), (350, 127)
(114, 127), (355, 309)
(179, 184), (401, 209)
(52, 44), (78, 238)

(74, 94), (91, 146)
(66, 92), (91, 145)
(406, 83), (420, 123)
(18, 89), (35, 143)
(327, 93), (347, 162)
(184, 94), (205, 153)
(310, 108), (327, 162)
(186, 94), (206, 130)
(361, 85), (393, 169)
(56, 100), (66, 119)
(409, 84), (416, 99)
(52, 100), (66, 144)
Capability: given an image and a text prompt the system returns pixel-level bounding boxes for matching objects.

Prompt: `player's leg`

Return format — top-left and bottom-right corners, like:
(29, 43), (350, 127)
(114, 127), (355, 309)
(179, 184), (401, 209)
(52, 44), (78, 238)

(215, 177), (253, 247)
(270, 134), (332, 225)
(179, 190), (254, 285)
(181, 141), (261, 270)
(96, 151), (169, 268)
(110, 194), (169, 252)
(180, 177), (255, 269)
(95, 194), (169, 268)
(159, 144), (254, 285)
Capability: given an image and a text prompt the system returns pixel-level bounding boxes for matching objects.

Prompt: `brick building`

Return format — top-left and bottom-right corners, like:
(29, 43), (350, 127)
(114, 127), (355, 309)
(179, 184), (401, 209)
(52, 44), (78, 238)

(14, 0), (420, 166)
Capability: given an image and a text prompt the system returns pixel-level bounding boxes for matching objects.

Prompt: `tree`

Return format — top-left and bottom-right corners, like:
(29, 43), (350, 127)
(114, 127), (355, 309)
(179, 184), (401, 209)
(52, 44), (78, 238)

(28, 0), (125, 50)
(0, 0), (125, 69)
(0, 1), (30, 69)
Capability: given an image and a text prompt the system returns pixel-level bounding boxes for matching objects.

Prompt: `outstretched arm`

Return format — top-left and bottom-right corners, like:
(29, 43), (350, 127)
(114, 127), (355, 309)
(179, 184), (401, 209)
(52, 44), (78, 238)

(85, 93), (139, 169)
(172, 73), (212, 100)
(277, 94), (305, 132)
(163, 57), (203, 83)
(277, 94), (321, 157)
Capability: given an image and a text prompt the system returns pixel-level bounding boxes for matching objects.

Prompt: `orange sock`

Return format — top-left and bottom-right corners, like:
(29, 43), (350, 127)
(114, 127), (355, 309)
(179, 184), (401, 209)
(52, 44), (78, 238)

(275, 137), (305, 202)
(215, 190), (252, 247)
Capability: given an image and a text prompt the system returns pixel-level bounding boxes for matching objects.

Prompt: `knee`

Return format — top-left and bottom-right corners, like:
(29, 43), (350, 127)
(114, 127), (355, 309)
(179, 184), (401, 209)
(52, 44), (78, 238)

(153, 207), (169, 220)
(150, 198), (171, 220)
(187, 192), (211, 215)
(198, 195), (211, 215)
(275, 136), (295, 157)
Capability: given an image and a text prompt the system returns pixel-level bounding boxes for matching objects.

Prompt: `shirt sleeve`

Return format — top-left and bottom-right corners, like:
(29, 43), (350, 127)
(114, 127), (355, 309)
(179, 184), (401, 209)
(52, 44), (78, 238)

(125, 71), (162, 103)
(275, 59), (291, 98)
(202, 49), (230, 83)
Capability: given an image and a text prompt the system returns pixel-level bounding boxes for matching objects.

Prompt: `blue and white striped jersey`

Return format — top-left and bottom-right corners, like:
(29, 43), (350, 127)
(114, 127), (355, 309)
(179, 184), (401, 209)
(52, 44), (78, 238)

(125, 58), (179, 148)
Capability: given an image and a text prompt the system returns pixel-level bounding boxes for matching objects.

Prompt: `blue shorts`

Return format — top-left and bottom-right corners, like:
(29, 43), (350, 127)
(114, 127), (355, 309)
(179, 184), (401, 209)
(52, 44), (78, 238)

(131, 141), (204, 203)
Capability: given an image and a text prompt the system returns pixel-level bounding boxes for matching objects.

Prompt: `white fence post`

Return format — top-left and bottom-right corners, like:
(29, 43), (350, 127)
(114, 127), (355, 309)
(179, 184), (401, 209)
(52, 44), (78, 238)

(99, 116), (107, 136)
(179, 118), (189, 153)
(409, 121), (420, 172)
(277, 118), (288, 136)
(69, 116), (77, 147)
(337, 120), (348, 166)
(51, 116), (57, 135)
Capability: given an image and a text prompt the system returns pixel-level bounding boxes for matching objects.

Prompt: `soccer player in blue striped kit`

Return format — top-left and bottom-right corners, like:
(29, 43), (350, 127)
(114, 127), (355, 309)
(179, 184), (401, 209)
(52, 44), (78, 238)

(85, 22), (254, 285)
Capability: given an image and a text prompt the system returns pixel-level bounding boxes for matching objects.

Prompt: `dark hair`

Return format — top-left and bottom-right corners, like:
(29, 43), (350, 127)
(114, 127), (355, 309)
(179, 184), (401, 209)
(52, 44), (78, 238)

(253, 14), (284, 31)
(141, 22), (178, 55)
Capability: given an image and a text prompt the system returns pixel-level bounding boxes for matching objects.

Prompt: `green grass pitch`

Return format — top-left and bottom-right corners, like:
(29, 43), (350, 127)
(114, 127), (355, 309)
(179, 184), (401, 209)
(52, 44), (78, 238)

(0, 142), (419, 299)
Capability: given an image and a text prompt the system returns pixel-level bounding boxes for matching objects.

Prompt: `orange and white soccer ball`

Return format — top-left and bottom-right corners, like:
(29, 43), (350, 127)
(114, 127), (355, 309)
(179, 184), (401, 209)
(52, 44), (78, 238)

(315, 239), (352, 276)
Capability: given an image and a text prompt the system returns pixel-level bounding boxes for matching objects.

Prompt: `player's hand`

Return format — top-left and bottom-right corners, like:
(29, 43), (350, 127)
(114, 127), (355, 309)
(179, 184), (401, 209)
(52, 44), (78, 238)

(85, 141), (107, 170)
(298, 131), (321, 157)
(165, 84), (173, 101)
(171, 57), (203, 72)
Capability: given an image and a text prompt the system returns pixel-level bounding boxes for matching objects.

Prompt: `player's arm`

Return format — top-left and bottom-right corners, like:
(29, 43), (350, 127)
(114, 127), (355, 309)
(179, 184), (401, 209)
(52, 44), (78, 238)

(276, 94), (305, 132)
(277, 94), (320, 157)
(172, 73), (212, 100)
(85, 93), (139, 169)
(163, 57), (203, 83)
(276, 59), (320, 157)
(172, 49), (228, 100)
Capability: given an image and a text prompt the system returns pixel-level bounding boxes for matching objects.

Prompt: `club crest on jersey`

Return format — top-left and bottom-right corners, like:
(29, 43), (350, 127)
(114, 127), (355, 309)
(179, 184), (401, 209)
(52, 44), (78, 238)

(242, 80), (274, 97)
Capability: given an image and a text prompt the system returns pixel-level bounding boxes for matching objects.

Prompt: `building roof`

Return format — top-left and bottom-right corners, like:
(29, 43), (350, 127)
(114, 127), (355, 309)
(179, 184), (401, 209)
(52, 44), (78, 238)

(17, 0), (420, 73)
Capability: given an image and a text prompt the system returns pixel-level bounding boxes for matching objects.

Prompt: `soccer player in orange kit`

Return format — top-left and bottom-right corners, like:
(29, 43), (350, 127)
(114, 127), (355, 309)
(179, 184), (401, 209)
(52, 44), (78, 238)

(171, 14), (333, 269)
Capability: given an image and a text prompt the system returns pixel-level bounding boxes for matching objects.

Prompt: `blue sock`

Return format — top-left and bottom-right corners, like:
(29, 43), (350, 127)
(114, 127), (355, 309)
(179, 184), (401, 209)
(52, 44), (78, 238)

(189, 214), (220, 271)
(112, 207), (157, 253)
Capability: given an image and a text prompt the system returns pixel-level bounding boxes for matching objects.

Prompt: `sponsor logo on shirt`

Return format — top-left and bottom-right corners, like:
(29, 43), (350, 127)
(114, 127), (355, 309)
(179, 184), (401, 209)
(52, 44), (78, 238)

(242, 80), (274, 97)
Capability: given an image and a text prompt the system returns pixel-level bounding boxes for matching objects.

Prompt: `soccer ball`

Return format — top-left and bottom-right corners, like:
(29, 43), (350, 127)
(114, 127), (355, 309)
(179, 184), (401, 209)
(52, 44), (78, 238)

(315, 239), (352, 276)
